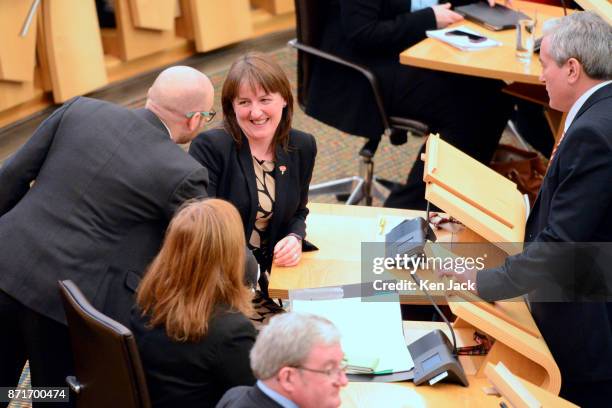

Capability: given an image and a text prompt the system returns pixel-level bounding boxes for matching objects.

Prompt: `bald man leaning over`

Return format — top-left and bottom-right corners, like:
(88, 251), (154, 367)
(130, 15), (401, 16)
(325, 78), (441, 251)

(0, 66), (213, 406)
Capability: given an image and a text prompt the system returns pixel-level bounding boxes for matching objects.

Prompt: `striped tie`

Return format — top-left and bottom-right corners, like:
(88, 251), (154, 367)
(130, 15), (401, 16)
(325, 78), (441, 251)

(548, 132), (566, 168)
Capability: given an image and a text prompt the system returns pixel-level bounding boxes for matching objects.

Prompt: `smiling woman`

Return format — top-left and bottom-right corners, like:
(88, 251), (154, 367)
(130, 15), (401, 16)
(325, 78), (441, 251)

(188, 52), (317, 308)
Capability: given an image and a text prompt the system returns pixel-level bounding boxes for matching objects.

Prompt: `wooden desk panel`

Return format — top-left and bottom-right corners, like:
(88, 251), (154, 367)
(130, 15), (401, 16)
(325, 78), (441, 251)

(0, 0), (38, 82)
(399, 2), (566, 84)
(268, 203), (494, 299)
(268, 203), (430, 299)
(43, 0), (108, 102)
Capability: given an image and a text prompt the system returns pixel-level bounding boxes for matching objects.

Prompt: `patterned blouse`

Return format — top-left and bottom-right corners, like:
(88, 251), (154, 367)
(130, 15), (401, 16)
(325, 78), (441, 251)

(249, 156), (276, 267)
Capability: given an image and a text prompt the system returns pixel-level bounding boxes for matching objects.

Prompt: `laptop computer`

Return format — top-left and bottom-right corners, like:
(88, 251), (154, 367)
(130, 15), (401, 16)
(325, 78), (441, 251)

(455, 2), (529, 31)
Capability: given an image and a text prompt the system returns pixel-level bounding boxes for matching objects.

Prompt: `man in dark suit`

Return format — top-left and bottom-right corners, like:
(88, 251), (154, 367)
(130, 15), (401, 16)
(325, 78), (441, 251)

(440, 12), (612, 407)
(0, 66), (214, 405)
(306, 0), (513, 210)
(217, 313), (348, 408)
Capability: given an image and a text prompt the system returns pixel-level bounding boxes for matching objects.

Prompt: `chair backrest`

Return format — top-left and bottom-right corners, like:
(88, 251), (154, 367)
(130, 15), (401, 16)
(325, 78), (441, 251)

(59, 280), (151, 408)
(294, 0), (327, 109)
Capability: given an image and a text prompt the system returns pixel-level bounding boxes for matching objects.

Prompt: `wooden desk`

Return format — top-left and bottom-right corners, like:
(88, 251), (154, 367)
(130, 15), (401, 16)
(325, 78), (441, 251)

(339, 323), (572, 407)
(272, 204), (564, 404)
(399, 1), (568, 139)
(399, 1), (566, 84)
(268, 202), (493, 301)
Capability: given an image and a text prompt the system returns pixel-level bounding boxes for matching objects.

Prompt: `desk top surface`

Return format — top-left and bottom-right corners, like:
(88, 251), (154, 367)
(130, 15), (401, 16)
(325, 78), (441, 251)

(399, 1), (567, 84)
(269, 204), (568, 406)
(268, 203), (486, 299)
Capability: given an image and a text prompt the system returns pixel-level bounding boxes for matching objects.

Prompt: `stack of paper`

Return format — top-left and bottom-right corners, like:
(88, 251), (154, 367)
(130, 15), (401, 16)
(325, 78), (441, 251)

(426, 25), (502, 51)
(292, 294), (414, 374)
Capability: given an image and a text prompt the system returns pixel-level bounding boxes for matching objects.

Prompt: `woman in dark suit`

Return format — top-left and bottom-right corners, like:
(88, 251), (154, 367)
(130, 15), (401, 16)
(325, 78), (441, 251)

(189, 52), (317, 298)
(131, 199), (256, 408)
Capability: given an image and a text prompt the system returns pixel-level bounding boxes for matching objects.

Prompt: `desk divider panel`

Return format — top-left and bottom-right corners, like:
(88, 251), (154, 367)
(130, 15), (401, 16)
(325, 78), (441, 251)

(43, 0), (107, 102)
(128, 0), (176, 30)
(188, 0), (252, 52)
(423, 134), (526, 254)
(0, 0), (38, 82)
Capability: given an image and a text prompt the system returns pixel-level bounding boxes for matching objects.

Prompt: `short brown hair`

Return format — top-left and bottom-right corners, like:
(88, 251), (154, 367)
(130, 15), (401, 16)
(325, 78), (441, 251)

(137, 199), (252, 342)
(221, 52), (294, 152)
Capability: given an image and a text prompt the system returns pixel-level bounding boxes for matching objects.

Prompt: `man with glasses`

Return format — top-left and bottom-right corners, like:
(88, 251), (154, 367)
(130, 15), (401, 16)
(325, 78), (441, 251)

(0, 66), (214, 406)
(217, 312), (348, 408)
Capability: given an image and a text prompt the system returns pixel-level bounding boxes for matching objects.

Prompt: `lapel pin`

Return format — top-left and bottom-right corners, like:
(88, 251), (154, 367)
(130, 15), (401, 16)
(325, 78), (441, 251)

(279, 165), (287, 175)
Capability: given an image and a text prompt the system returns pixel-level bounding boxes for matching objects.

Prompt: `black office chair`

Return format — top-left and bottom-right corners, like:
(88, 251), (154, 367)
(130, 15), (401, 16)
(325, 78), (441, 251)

(290, 0), (429, 205)
(59, 280), (151, 408)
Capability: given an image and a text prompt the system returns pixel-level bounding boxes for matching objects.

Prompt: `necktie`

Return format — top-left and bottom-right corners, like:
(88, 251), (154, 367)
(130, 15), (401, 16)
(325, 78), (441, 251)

(548, 131), (566, 168)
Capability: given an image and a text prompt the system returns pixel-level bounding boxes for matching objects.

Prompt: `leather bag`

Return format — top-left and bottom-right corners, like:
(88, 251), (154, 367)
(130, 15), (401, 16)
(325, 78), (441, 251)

(490, 144), (546, 206)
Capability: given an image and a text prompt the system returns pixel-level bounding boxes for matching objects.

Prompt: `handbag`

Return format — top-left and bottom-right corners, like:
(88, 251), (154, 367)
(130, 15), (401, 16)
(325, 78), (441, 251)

(490, 144), (546, 206)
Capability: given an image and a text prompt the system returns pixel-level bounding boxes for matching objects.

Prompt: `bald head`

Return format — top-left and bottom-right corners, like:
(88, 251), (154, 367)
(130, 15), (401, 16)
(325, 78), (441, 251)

(147, 66), (213, 113)
(145, 66), (214, 143)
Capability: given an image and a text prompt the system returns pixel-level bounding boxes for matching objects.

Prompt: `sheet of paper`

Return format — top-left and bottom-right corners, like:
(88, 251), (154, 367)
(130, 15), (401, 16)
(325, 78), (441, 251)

(426, 25), (502, 51)
(292, 295), (414, 373)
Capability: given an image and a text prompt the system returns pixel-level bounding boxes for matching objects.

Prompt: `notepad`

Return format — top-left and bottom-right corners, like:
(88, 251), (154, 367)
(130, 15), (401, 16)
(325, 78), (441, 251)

(426, 26), (502, 51)
(344, 353), (380, 374)
(292, 295), (414, 374)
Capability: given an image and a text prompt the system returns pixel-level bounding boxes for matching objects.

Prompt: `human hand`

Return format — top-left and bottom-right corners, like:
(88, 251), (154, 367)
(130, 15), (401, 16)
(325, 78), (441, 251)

(272, 235), (302, 267)
(432, 3), (464, 29)
(486, 0), (513, 7)
(435, 264), (479, 295)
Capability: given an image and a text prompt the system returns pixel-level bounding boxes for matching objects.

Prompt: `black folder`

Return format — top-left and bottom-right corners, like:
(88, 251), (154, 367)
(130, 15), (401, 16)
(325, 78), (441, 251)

(455, 2), (529, 31)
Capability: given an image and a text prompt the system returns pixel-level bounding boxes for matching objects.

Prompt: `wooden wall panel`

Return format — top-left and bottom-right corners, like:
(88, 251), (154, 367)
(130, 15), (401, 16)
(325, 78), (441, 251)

(109, 0), (177, 61)
(43, 0), (108, 102)
(190, 0), (252, 52)
(128, 0), (175, 30)
(0, 0), (39, 82)
(251, 0), (294, 15)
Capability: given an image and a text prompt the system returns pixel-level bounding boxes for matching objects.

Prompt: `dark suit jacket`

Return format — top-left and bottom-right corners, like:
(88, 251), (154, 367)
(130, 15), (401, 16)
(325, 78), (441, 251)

(188, 128), (317, 270)
(306, 0), (475, 138)
(216, 384), (283, 408)
(0, 97), (208, 324)
(131, 306), (256, 408)
(478, 83), (612, 383)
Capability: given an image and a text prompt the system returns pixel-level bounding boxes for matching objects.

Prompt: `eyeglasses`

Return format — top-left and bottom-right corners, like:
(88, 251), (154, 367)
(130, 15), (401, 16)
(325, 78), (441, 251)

(185, 109), (216, 123)
(292, 361), (348, 379)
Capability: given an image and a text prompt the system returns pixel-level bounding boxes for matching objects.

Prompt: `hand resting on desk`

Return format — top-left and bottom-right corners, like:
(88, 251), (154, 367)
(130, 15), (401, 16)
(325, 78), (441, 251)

(273, 235), (302, 267)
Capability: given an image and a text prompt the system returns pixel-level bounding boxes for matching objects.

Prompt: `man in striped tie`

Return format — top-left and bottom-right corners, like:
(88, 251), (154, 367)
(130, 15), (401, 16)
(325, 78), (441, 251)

(439, 11), (612, 407)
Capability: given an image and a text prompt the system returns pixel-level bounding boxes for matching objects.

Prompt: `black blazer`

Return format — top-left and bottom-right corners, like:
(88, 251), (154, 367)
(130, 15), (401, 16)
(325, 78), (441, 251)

(131, 306), (256, 408)
(477, 83), (612, 383)
(189, 128), (317, 269)
(306, 0), (475, 138)
(0, 97), (208, 324)
(216, 384), (283, 408)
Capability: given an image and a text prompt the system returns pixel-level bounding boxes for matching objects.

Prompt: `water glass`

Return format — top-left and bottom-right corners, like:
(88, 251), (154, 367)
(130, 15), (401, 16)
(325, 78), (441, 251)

(516, 18), (536, 63)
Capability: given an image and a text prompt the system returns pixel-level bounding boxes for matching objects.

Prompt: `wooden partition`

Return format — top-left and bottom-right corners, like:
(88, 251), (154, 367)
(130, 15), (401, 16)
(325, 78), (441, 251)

(128, 0), (176, 30)
(42, 0), (108, 102)
(251, 0), (294, 14)
(102, 0), (179, 61)
(0, 0), (295, 128)
(0, 0), (42, 112)
(187, 0), (252, 52)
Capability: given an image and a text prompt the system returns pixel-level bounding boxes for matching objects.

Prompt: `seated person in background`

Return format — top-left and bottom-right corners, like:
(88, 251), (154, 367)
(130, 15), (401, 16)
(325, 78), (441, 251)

(217, 312), (348, 408)
(131, 198), (256, 408)
(307, 0), (514, 210)
(189, 52), (317, 301)
(439, 12), (612, 407)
